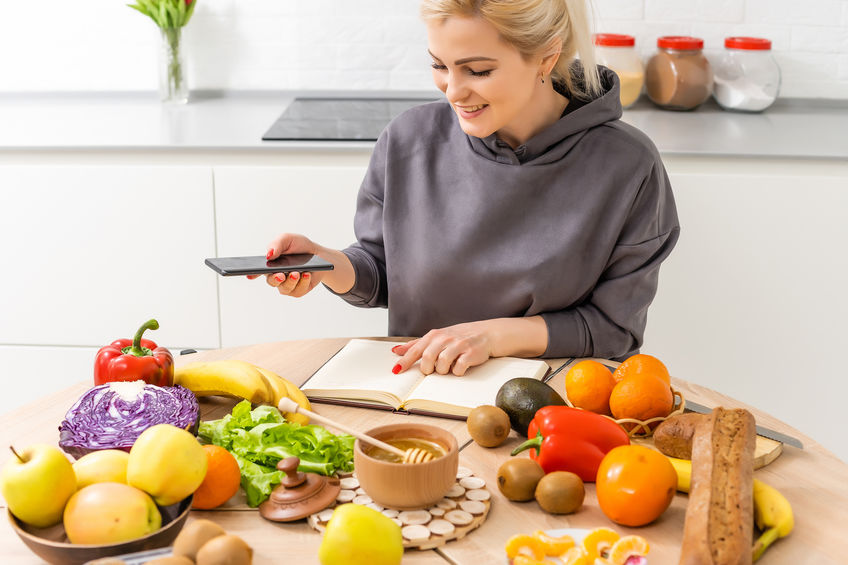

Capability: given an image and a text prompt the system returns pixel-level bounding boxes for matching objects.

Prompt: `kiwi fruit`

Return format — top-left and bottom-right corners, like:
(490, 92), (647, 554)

(467, 405), (511, 447)
(196, 534), (254, 565)
(534, 471), (585, 514)
(173, 519), (227, 560)
(496, 458), (545, 501)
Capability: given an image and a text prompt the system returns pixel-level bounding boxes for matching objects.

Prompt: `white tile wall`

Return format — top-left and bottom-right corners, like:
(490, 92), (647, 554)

(0, 0), (846, 98)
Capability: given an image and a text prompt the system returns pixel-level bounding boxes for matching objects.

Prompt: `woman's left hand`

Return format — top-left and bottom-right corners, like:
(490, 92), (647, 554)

(391, 322), (494, 376)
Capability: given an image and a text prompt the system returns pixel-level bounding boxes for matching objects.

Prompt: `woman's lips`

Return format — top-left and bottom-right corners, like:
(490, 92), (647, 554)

(456, 103), (488, 119)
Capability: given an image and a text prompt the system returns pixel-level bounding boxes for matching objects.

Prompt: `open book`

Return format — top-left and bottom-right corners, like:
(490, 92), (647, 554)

(301, 339), (551, 419)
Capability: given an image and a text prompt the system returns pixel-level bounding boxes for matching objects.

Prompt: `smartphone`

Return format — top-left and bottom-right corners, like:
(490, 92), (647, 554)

(204, 254), (335, 277)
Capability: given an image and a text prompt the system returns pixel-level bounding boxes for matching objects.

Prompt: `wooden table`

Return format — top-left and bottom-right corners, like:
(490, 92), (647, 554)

(2, 337), (847, 564)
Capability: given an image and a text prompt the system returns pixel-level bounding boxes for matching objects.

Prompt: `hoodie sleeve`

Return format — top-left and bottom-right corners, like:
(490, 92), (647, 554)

(328, 131), (389, 308)
(540, 160), (680, 360)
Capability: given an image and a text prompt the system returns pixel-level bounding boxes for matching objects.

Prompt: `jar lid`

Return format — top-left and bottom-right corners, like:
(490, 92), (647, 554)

(725, 36), (772, 50)
(657, 36), (704, 50)
(594, 33), (636, 47)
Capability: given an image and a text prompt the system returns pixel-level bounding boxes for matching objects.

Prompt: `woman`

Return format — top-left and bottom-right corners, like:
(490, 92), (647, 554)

(256, 0), (679, 377)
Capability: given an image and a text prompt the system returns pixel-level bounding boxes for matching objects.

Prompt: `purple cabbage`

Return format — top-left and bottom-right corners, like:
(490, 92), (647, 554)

(58, 381), (199, 459)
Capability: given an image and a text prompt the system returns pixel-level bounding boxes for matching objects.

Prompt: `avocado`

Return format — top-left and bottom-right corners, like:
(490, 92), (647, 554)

(495, 377), (566, 436)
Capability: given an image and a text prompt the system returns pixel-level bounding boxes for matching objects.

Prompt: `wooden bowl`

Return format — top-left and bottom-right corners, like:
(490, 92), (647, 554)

(354, 423), (459, 509)
(8, 496), (192, 565)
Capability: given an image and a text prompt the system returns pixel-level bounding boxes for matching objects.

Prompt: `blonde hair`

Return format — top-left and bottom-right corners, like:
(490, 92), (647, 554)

(420, 0), (600, 99)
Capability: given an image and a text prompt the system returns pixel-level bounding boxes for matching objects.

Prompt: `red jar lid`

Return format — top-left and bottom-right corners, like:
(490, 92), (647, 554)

(594, 34), (636, 47)
(657, 36), (704, 50)
(725, 36), (772, 50)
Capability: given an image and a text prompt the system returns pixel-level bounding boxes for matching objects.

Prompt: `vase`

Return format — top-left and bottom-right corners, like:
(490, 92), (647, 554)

(159, 27), (188, 104)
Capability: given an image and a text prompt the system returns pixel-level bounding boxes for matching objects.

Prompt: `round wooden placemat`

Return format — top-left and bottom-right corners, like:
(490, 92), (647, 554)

(307, 466), (491, 550)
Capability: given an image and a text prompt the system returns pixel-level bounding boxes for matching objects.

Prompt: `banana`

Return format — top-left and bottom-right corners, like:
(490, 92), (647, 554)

(174, 359), (273, 405)
(752, 478), (794, 562)
(664, 456), (793, 562)
(254, 366), (311, 425)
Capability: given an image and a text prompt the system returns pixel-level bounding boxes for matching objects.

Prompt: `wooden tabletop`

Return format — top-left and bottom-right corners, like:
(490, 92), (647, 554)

(2, 337), (847, 564)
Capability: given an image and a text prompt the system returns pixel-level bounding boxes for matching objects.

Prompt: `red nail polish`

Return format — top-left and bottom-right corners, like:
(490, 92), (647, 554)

(266, 248), (275, 260)
(392, 364), (402, 374)
(391, 345), (402, 354)
(303, 273), (311, 279)
(289, 272), (299, 280)
(275, 274), (285, 282)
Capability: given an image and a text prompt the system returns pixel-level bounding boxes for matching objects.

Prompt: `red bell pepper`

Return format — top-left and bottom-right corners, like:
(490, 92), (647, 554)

(94, 319), (174, 387)
(510, 405), (630, 482)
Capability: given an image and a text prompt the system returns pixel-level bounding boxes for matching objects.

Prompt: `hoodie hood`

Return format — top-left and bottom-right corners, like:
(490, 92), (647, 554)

(468, 65), (623, 165)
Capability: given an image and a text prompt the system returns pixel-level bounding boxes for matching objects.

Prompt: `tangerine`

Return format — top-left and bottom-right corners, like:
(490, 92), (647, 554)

(191, 445), (242, 510)
(607, 535), (650, 564)
(612, 354), (671, 385)
(595, 445), (677, 527)
(608, 373), (673, 426)
(581, 527), (619, 561)
(564, 360), (616, 415)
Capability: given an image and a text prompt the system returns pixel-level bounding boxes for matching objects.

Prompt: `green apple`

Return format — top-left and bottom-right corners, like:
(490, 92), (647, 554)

(63, 482), (161, 544)
(318, 503), (403, 565)
(127, 424), (207, 506)
(72, 449), (130, 489)
(0, 444), (77, 528)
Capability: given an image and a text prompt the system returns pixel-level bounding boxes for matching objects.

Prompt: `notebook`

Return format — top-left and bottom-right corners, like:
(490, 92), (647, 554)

(301, 339), (552, 419)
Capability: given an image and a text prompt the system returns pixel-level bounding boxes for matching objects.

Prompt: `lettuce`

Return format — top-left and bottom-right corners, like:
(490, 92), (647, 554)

(198, 400), (354, 507)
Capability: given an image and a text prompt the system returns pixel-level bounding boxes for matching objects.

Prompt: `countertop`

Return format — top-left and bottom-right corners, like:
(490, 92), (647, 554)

(1, 90), (847, 158)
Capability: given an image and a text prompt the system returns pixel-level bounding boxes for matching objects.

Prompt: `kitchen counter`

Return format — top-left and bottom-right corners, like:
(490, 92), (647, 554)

(1, 91), (847, 159)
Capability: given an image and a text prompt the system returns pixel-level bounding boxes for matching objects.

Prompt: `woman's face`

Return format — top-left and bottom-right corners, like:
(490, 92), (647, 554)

(426, 15), (544, 141)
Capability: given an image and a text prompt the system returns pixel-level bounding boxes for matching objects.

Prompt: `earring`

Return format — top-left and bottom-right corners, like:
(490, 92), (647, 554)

(540, 75), (545, 84)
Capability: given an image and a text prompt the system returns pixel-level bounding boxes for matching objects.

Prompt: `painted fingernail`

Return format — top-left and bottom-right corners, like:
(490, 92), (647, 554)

(275, 274), (285, 282)
(392, 364), (402, 374)
(303, 273), (311, 279)
(266, 248), (275, 260)
(391, 345), (402, 354)
(289, 272), (299, 280)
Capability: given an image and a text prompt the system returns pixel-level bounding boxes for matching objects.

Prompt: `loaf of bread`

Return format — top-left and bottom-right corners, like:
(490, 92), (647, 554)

(653, 412), (706, 459)
(679, 407), (756, 565)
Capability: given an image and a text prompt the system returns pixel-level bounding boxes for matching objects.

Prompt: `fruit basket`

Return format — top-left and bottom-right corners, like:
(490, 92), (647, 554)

(7, 496), (192, 565)
(564, 388), (686, 439)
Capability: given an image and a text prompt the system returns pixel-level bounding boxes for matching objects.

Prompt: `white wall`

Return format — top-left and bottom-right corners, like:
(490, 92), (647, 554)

(1, 0), (846, 98)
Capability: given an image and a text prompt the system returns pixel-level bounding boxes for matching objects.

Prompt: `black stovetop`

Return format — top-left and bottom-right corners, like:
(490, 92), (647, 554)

(262, 97), (438, 141)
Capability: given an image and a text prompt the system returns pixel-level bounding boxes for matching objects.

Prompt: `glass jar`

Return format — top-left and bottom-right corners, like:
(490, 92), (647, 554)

(593, 34), (644, 109)
(713, 37), (780, 112)
(645, 36), (713, 111)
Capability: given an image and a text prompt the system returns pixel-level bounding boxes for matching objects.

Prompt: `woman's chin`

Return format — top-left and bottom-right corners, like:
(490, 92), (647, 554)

(457, 120), (495, 139)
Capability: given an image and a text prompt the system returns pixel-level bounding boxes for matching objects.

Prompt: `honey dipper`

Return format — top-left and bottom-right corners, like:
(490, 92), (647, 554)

(277, 397), (434, 464)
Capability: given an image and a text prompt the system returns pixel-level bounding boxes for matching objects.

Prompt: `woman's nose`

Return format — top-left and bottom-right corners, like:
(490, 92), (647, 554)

(444, 73), (468, 103)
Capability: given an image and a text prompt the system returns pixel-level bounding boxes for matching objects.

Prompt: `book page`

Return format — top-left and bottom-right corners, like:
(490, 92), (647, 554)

(406, 357), (549, 412)
(301, 339), (425, 403)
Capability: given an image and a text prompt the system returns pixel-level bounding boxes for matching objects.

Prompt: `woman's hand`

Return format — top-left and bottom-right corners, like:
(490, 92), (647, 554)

(391, 317), (549, 376)
(248, 233), (356, 297)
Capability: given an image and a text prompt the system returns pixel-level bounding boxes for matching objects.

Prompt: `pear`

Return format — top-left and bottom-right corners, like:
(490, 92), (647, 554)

(318, 503), (403, 565)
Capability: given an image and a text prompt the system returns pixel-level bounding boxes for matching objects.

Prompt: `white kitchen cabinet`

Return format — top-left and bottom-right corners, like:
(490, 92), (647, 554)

(0, 166), (219, 404)
(213, 165), (389, 347)
(644, 156), (848, 461)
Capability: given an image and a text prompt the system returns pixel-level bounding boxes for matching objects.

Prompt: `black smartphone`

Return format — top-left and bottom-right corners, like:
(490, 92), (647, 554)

(204, 254), (335, 276)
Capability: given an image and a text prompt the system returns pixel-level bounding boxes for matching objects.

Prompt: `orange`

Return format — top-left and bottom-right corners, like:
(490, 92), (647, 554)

(581, 527), (620, 561)
(607, 535), (650, 565)
(532, 530), (575, 555)
(560, 547), (592, 565)
(596, 445), (678, 527)
(612, 354), (671, 386)
(505, 534), (546, 560)
(564, 360), (616, 415)
(191, 445), (241, 510)
(608, 373), (674, 425)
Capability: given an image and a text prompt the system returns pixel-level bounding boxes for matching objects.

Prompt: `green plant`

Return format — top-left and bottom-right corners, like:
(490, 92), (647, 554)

(128, 0), (197, 30)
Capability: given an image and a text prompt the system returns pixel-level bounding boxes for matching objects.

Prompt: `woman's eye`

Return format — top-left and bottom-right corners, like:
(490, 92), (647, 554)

(430, 63), (447, 71)
(468, 69), (492, 77)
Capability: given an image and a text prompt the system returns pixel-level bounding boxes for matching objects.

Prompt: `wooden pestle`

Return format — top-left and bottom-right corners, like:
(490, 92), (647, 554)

(277, 397), (433, 464)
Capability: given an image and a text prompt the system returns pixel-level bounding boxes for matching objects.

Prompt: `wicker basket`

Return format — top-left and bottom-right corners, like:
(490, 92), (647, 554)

(564, 387), (685, 439)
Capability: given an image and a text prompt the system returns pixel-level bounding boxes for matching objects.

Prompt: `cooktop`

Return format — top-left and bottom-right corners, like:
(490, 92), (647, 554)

(262, 97), (439, 141)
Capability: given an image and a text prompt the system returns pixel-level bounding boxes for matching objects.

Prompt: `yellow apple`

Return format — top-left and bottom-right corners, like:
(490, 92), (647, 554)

(72, 449), (130, 489)
(0, 444), (77, 528)
(127, 424), (207, 506)
(318, 503), (403, 565)
(64, 482), (161, 544)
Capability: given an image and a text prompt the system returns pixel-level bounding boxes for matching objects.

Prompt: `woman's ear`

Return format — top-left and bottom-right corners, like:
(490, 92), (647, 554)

(539, 37), (562, 76)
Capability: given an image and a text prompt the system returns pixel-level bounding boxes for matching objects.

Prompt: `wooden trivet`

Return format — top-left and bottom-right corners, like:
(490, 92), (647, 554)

(307, 466), (491, 550)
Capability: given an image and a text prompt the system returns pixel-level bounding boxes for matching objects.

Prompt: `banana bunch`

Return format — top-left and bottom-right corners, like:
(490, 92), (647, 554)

(666, 457), (794, 562)
(174, 359), (311, 425)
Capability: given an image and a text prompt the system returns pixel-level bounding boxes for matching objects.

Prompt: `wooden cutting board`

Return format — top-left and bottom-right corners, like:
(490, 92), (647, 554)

(634, 434), (782, 469)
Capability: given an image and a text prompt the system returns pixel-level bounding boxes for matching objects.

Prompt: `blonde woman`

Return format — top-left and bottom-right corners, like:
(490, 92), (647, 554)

(258, 0), (679, 376)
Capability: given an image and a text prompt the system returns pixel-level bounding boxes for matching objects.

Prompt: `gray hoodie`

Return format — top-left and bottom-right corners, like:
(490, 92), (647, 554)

(336, 66), (679, 360)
